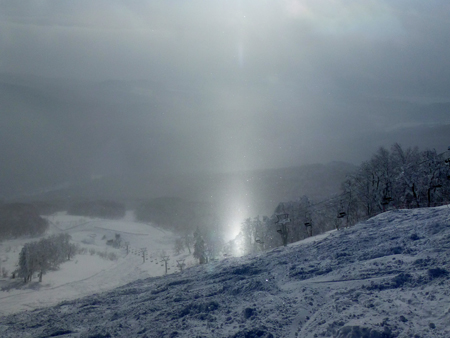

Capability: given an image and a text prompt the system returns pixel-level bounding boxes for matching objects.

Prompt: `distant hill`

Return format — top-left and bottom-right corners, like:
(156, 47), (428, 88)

(19, 161), (356, 220)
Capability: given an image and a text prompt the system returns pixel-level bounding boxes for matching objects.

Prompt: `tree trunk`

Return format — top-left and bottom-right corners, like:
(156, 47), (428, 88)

(412, 183), (420, 208)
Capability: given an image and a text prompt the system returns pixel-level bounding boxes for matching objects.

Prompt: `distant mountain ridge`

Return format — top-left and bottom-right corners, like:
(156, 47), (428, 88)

(19, 161), (356, 222)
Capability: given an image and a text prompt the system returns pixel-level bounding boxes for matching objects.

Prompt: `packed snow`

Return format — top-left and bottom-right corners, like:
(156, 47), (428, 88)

(1, 206), (450, 337)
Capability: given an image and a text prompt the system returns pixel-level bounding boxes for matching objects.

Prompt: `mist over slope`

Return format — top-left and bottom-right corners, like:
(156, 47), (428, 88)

(2, 72), (450, 202)
(1, 206), (449, 337)
(19, 161), (356, 220)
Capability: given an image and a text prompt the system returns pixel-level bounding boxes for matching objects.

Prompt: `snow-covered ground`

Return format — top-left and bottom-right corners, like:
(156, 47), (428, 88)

(0, 211), (195, 316)
(1, 206), (450, 337)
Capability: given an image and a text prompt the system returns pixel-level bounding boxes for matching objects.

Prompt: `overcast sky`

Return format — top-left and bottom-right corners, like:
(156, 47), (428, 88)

(1, 1), (450, 196)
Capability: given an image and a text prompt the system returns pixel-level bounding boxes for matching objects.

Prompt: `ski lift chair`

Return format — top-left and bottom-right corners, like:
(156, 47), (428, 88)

(337, 211), (346, 218)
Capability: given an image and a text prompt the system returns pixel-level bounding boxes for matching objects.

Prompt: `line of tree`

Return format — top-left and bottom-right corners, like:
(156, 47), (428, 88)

(238, 144), (450, 254)
(67, 200), (126, 219)
(17, 233), (77, 283)
(0, 203), (48, 240)
(342, 144), (450, 220)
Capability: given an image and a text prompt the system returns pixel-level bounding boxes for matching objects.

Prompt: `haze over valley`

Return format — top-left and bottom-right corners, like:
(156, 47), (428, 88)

(1, 1), (450, 336)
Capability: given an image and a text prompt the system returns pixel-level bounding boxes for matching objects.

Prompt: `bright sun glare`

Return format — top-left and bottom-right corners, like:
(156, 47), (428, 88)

(227, 221), (241, 241)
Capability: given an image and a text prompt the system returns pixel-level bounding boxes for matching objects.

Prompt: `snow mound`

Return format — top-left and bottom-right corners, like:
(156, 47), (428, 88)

(1, 206), (450, 337)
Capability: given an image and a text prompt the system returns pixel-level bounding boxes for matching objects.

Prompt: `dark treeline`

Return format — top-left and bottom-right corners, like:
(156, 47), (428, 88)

(29, 200), (67, 216)
(135, 197), (199, 232)
(239, 144), (450, 254)
(67, 200), (126, 219)
(0, 203), (48, 240)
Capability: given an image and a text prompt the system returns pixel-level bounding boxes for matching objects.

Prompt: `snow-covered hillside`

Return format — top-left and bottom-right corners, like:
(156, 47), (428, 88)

(1, 206), (450, 337)
(0, 212), (194, 316)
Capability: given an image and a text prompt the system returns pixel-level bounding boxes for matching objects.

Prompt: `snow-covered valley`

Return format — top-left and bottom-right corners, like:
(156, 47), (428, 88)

(1, 206), (450, 337)
(0, 212), (195, 316)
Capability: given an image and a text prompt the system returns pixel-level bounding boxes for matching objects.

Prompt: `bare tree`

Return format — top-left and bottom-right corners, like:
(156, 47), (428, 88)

(176, 259), (186, 272)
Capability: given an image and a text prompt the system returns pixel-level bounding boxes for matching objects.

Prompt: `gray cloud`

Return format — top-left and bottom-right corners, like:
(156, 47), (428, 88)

(1, 1), (450, 196)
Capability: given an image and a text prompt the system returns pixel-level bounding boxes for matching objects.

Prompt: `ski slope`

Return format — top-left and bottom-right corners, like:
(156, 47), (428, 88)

(1, 206), (450, 337)
(0, 211), (195, 316)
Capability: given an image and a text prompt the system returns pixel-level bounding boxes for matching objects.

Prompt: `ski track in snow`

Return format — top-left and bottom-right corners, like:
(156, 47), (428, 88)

(0, 207), (450, 337)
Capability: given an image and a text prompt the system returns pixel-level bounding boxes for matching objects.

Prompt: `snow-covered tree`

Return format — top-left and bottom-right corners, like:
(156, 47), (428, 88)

(390, 143), (421, 208)
(173, 238), (185, 255)
(18, 243), (34, 283)
(182, 232), (193, 254)
(193, 228), (208, 264)
(17, 233), (77, 283)
(417, 149), (448, 207)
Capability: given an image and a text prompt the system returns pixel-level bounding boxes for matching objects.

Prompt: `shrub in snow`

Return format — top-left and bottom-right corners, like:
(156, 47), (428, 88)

(88, 249), (118, 261)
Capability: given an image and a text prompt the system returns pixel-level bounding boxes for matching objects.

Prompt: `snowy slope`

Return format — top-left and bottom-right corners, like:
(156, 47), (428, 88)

(1, 206), (450, 337)
(0, 212), (194, 316)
